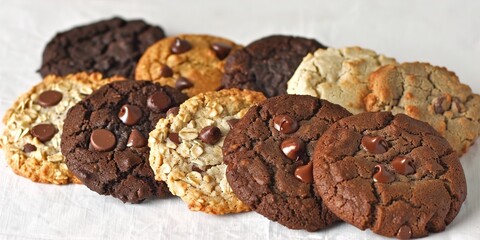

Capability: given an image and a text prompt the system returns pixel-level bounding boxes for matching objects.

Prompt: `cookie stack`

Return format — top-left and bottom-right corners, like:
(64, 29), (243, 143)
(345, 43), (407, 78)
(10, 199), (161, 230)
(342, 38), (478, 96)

(0, 16), (473, 239)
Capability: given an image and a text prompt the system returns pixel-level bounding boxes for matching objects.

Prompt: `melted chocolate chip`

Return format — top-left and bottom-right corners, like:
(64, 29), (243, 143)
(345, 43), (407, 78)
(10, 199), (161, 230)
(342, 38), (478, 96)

(432, 95), (447, 114)
(199, 126), (222, 145)
(361, 135), (388, 154)
(90, 129), (116, 151)
(373, 165), (395, 183)
(126, 129), (147, 148)
(159, 64), (173, 77)
(192, 165), (204, 173)
(30, 124), (56, 143)
(227, 119), (239, 129)
(147, 91), (171, 112)
(280, 138), (304, 160)
(294, 161), (313, 184)
(175, 77), (193, 90)
(166, 107), (180, 117)
(38, 90), (63, 107)
(118, 104), (143, 126)
(273, 115), (299, 134)
(168, 132), (181, 144)
(391, 156), (415, 175)
(171, 38), (192, 54)
(23, 143), (37, 153)
(396, 225), (412, 239)
(211, 42), (232, 60)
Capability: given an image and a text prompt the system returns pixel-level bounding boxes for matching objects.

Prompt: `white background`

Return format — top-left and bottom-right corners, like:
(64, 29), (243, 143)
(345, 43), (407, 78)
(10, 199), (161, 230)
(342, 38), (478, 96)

(0, 0), (479, 239)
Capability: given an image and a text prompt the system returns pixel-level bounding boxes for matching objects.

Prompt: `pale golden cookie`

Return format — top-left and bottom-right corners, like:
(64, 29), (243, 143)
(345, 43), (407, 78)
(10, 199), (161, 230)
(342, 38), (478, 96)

(1, 73), (122, 184)
(148, 89), (266, 214)
(365, 62), (480, 155)
(135, 34), (241, 97)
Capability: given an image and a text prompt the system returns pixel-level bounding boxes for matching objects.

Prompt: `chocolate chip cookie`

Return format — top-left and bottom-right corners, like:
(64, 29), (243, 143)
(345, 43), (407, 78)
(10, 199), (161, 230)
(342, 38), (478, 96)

(287, 47), (397, 114)
(61, 80), (187, 203)
(38, 17), (165, 78)
(222, 35), (325, 97)
(148, 89), (266, 214)
(135, 34), (241, 97)
(1, 72), (122, 184)
(313, 112), (467, 238)
(364, 62), (480, 155)
(222, 95), (351, 231)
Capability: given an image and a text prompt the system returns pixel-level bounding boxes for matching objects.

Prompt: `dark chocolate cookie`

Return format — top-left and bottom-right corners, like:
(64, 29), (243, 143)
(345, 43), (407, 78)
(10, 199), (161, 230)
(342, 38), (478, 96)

(222, 95), (351, 231)
(222, 35), (325, 97)
(61, 80), (187, 203)
(38, 17), (165, 78)
(313, 112), (467, 238)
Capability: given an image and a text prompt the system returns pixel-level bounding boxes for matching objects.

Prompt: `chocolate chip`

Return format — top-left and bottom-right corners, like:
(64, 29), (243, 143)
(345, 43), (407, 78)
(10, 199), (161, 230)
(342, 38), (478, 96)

(37, 90), (63, 107)
(432, 95), (451, 114)
(118, 104), (143, 126)
(227, 119), (239, 129)
(166, 107), (180, 117)
(396, 225), (412, 239)
(199, 126), (222, 145)
(168, 132), (181, 144)
(273, 115), (299, 134)
(147, 91), (171, 112)
(294, 161), (313, 184)
(391, 156), (414, 175)
(280, 138), (304, 160)
(192, 165), (204, 173)
(373, 164), (395, 183)
(170, 38), (192, 54)
(117, 156), (142, 172)
(30, 124), (57, 143)
(23, 143), (37, 153)
(159, 64), (173, 77)
(126, 129), (147, 148)
(361, 135), (388, 154)
(90, 129), (116, 151)
(175, 77), (193, 90)
(211, 42), (232, 60)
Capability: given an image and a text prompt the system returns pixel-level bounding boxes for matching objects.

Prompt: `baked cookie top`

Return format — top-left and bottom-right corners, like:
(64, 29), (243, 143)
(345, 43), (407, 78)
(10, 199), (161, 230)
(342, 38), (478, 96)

(286, 46), (397, 114)
(148, 89), (266, 214)
(61, 80), (187, 203)
(364, 62), (480, 155)
(313, 112), (467, 238)
(135, 34), (241, 97)
(1, 72), (122, 184)
(38, 17), (165, 78)
(223, 95), (351, 231)
(222, 35), (325, 97)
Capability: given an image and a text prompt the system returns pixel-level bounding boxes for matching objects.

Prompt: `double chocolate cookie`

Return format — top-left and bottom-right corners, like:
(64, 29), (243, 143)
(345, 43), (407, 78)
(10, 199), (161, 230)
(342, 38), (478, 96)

(61, 80), (187, 203)
(135, 34), (241, 97)
(222, 95), (351, 231)
(313, 112), (467, 238)
(222, 35), (325, 97)
(39, 17), (165, 78)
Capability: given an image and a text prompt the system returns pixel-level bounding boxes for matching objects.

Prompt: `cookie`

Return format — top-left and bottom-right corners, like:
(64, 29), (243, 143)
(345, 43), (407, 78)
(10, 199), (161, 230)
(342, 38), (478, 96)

(364, 62), (480, 155)
(61, 80), (187, 203)
(222, 95), (351, 231)
(1, 72), (122, 184)
(222, 35), (325, 97)
(148, 89), (266, 214)
(135, 34), (241, 97)
(287, 47), (397, 114)
(313, 112), (467, 238)
(38, 17), (165, 78)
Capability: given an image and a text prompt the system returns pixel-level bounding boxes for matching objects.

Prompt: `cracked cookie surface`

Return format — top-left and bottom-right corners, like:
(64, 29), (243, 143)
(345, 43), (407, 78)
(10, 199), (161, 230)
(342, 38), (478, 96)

(365, 62), (480, 155)
(223, 95), (351, 231)
(148, 89), (265, 214)
(61, 80), (187, 203)
(222, 35), (325, 97)
(313, 112), (467, 238)
(135, 34), (241, 97)
(1, 72), (122, 184)
(39, 17), (165, 78)
(287, 47), (397, 114)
